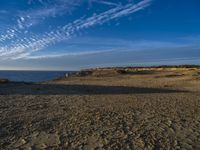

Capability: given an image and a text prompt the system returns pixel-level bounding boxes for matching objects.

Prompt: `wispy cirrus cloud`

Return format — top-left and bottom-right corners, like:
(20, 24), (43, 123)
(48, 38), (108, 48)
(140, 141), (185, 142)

(90, 0), (120, 7)
(17, 0), (83, 29)
(25, 49), (116, 59)
(0, 0), (81, 42)
(25, 38), (191, 60)
(0, 0), (115, 43)
(18, 0), (120, 30)
(0, 0), (152, 59)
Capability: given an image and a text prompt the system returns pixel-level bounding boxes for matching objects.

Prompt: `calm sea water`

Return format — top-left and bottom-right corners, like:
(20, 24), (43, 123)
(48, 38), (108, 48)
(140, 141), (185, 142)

(0, 71), (74, 82)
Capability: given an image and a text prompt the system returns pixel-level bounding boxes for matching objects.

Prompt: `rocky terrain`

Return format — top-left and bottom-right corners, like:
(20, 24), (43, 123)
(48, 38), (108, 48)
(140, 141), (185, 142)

(0, 67), (200, 149)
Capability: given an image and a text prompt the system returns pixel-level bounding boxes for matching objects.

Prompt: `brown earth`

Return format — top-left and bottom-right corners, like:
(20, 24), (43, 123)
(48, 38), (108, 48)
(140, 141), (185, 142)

(0, 67), (200, 150)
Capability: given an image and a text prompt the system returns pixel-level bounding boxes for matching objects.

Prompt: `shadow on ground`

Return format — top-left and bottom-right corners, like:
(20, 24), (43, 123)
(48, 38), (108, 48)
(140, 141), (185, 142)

(0, 82), (187, 95)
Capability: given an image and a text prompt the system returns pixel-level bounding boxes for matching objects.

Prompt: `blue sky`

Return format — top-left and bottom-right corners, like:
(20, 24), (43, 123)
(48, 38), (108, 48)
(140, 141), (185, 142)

(0, 0), (200, 70)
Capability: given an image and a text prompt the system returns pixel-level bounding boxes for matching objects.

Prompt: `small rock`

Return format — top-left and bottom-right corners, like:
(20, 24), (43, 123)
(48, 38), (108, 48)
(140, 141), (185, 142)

(13, 138), (26, 148)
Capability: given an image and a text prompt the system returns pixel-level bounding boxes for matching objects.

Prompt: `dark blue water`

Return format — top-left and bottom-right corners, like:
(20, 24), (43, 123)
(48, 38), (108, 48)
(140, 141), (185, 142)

(0, 71), (74, 82)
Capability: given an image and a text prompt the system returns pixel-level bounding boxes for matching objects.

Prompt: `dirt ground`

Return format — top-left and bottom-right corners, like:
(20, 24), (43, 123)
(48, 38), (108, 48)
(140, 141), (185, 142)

(0, 68), (200, 150)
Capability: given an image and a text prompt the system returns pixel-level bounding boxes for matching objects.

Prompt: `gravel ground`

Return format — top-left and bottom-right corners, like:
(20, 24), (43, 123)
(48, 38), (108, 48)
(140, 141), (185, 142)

(0, 68), (200, 150)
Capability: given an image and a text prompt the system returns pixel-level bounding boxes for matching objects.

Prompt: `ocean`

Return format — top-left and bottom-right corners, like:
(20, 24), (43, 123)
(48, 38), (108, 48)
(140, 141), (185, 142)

(0, 71), (74, 82)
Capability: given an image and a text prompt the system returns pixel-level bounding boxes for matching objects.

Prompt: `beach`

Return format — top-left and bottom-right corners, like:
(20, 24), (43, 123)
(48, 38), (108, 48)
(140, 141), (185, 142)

(0, 67), (200, 149)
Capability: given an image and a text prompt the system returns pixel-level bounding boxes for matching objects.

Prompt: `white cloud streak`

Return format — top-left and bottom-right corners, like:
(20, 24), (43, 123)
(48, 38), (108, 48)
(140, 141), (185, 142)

(25, 49), (116, 59)
(0, 0), (152, 59)
(91, 0), (120, 7)
(18, 0), (82, 29)
(0, 0), (81, 42)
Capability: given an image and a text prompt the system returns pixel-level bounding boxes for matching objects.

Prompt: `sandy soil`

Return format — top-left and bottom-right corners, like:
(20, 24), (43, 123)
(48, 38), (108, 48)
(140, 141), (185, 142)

(0, 68), (200, 150)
